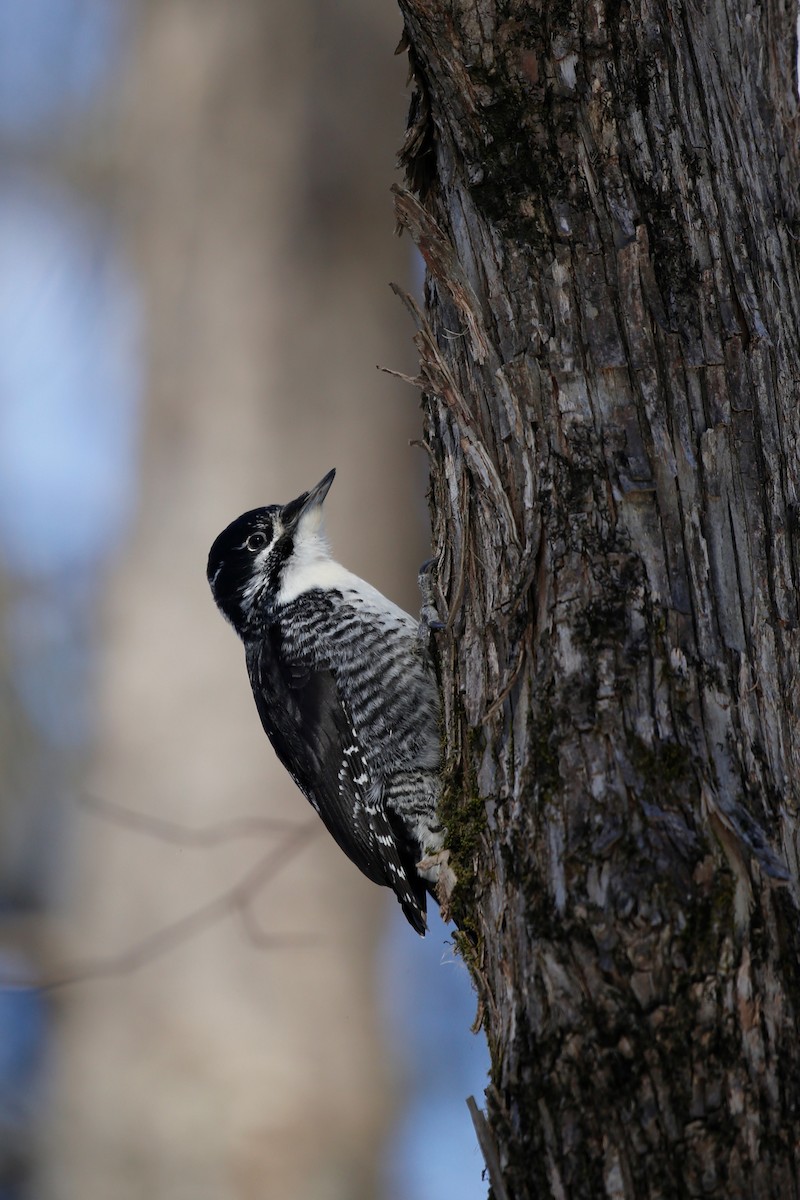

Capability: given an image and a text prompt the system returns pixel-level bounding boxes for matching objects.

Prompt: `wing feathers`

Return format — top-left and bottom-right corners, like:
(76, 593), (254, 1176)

(245, 625), (427, 931)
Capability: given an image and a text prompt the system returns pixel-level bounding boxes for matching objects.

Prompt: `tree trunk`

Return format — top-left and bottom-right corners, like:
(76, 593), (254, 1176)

(395, 1), (800, 1196)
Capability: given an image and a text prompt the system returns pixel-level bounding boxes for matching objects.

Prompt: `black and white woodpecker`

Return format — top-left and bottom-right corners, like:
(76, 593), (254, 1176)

(207, 469), (449, 934)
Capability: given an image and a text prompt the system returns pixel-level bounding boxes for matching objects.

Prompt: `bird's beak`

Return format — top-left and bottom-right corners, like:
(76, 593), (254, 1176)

(282, 468), (336, 527)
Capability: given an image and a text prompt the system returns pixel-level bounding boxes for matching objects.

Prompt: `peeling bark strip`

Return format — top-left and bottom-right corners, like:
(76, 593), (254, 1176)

(395, 1), (800, 1196)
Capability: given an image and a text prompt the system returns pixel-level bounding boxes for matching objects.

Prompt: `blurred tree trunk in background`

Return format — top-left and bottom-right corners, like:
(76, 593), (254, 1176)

(43, 3), (420, 1198)
(396, 0), (800, 1196)
(0, 581), (58, 1195)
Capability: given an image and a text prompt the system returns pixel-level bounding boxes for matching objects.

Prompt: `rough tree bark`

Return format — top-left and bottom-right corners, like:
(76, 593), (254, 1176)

(395, 2), (800, 1196)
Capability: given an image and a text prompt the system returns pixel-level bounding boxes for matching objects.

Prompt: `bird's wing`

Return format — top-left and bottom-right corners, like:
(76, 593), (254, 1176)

(246, 627), (427, 931)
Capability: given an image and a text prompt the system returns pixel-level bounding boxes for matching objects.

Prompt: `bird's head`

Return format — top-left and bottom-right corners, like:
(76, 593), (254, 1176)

(207, 468), (335, 632)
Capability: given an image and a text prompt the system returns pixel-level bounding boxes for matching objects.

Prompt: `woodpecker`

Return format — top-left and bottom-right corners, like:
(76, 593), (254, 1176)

(207, 469), (447, 933)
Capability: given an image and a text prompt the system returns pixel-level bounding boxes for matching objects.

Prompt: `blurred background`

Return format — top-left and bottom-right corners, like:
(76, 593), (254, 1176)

(0, 2), (489, 1198)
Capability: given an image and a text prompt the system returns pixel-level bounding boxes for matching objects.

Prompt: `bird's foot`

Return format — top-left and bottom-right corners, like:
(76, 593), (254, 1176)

(417, 848), (456, 921)
(417, 558), (444, 643)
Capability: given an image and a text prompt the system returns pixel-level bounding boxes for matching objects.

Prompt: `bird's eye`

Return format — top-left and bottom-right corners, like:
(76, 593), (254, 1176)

(246, 533), (267, 552)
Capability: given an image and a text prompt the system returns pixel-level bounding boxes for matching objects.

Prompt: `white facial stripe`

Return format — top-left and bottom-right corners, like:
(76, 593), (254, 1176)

(242, 517), (282, 556)
(240, 573), (266, 612)
(238, 520), (282, 614)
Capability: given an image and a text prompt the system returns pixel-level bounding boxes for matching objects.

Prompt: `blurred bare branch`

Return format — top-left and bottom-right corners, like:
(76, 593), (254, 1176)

(77, 791), (303, 844)
(0, 821), (320, 993)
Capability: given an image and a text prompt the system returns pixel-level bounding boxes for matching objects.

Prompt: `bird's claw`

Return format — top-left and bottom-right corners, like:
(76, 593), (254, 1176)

(417, 848), (457, 921)
(417, 558), (444, 641)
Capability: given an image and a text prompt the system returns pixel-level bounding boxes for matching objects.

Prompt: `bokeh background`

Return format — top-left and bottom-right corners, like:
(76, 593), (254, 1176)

(0, 2), (489, 1198)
